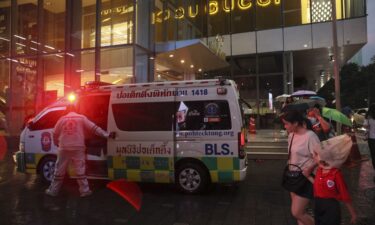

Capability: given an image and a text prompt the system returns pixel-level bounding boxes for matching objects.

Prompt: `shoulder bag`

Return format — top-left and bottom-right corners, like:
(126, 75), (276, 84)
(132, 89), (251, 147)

(281, 134), (310, 193)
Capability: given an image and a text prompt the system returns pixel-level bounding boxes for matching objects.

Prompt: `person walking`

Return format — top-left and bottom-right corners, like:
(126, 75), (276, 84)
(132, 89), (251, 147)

(45, 103), (115, 197)
(312, 135), (357, 225)
(364, 103), (375, 182)
(281, 110), (319, 225)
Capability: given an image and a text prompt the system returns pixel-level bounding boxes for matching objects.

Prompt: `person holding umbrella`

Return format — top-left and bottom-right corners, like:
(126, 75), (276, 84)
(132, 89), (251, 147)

(307, 104), (334, 141)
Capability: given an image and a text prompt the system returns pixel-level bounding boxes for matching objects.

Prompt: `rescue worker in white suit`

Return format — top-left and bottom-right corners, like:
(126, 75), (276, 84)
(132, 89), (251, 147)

(45, 104), (115, 197)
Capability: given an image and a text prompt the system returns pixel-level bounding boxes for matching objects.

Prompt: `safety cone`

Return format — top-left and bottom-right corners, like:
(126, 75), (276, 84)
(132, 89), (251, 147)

(344, 132), (365, 168)
(249, 116), (256, 134)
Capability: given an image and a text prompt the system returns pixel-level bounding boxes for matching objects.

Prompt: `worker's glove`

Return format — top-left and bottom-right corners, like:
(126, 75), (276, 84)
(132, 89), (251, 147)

(108, 132), (116, 139)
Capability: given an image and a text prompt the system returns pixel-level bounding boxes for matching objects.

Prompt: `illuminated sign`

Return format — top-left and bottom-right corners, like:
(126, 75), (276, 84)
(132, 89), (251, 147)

(153, 0), (281, 23)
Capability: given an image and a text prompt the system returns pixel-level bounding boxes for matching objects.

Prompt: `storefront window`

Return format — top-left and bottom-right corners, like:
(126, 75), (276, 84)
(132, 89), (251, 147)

(154, 0), (177, 42)
(234, 76), (257, 100)
(258, 53), (283, 74)
(0, 60), (9, 132)
(0, 1), (11, 58)
(207, 0), (230, 36)
(70, 50), (95, 88)
(135, 47), (149, 83)
(311, 0), (343, 23)
(101, 0), (134, 47)
(344, 0), (366, 18)
(10, 57), (37, 134)
(175, 0), (206, 41)
(256, 1), (282, 30)
(284, 0), (311, 26)
(43, 0), (66, 53)
(231, 0), (255, 33)
(136, 0), (151, 48)
(71, 0), (96, 49)
(41, 54), (65, 101)
(14, 0), (38, 55)
(100, 46), (133, 84)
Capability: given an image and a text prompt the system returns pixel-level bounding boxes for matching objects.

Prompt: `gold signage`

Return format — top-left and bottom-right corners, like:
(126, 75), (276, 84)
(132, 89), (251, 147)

(153, 0), (281, 23)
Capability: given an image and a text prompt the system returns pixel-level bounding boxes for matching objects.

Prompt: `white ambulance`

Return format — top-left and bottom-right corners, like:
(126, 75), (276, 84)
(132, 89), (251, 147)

(15, 79), (248, 193)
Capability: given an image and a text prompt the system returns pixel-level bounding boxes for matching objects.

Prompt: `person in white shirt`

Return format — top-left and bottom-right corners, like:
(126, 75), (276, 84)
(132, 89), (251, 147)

(45, 104), (115, 197)
(364, 104), (375, 182)
(281, 110), (320, 225)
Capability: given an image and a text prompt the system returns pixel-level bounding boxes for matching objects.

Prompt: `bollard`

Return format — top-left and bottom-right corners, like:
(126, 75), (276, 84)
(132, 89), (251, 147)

(249, 117), (256, 134)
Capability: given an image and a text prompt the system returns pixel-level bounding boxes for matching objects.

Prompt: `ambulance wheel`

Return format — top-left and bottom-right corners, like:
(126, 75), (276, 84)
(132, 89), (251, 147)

(38, 156), (56, 183)
(176, 162), (209, 194)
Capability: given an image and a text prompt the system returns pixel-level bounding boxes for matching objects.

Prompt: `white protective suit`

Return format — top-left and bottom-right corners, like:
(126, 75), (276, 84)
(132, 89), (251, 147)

(46, 111), (110, 196)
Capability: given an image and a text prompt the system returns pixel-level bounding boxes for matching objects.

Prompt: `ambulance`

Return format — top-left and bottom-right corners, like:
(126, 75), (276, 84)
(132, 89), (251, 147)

(15, 79), (248, 194)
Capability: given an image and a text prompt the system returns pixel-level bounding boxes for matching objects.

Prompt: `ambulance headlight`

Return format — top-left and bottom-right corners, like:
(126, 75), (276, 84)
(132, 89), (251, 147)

(19, 142), (25, 152)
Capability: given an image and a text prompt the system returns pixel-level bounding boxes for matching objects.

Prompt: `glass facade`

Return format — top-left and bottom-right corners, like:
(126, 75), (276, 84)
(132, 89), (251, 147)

(0, 0), (367, 134)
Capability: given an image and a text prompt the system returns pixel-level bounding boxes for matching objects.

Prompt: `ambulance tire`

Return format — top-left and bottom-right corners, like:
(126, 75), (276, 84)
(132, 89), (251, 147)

(38, 156), (57, 183)
(176, 162), (210, 194)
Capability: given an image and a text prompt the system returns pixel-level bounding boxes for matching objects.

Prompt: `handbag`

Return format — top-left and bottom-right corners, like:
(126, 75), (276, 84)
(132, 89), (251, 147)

(281, 134), (310, 192)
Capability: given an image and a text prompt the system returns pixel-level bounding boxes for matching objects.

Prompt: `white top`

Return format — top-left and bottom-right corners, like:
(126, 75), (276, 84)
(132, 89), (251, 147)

(288, 130), (321, 170)
(364, 117), (375, 139)
(53, 112), (109, 151)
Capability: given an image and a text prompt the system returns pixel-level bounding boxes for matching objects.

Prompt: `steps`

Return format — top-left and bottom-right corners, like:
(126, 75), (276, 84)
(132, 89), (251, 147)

(245, 139), (289, 160)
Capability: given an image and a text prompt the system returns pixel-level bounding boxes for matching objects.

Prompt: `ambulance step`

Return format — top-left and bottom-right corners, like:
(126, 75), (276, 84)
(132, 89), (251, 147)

(247, 152), (288, 160)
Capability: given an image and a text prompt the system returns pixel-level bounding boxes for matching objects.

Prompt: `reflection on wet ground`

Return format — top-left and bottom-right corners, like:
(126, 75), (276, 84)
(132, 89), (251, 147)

(0, 141), (374, 225)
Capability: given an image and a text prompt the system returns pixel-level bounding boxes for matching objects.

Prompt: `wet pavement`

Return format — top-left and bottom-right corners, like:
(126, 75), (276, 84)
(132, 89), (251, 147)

(0, 135), (374, 225)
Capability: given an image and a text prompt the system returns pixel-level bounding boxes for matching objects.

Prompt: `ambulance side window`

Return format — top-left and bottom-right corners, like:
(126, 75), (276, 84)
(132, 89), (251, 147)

(112, 102), (174, 131)
(176, 100), (231, 131)
(30, 110), (66, 130)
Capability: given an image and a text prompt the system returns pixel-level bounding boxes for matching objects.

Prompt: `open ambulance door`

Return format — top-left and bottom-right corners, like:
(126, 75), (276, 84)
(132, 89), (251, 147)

(78, 93), (111, 178)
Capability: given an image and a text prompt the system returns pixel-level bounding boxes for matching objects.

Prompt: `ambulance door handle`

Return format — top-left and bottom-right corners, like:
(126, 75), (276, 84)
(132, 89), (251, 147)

(28, 135), (34, 138)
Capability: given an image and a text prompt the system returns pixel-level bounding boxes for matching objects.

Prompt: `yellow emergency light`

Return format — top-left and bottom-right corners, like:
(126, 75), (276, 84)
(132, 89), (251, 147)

(68, 93), (77, 103)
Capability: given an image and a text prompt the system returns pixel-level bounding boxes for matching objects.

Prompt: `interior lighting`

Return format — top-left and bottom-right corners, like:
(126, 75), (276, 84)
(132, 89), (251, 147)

(14, 35), (26, 40)
(190, 65), (194, 68)
(0, 37), (9, 41)
(66, 53), (75, 57)
(76, 69), (85, 73)
(102, 18), (111, 23)
(169, 54), (174, 58)
(45, 45), (55, 50)
(149, 56), (155, 60)
(16, 43), (26, 47)
(180, 59), (185, 64)
(198, 68), (202, 72)
(303, 44), (308, 48)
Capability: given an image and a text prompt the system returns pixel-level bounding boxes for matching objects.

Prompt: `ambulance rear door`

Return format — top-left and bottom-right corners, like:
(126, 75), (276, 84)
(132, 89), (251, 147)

(78, 93), (110, 178)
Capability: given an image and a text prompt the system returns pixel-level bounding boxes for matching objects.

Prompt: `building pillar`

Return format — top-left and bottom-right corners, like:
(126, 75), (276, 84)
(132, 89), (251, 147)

(288, 52), (294, 94)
